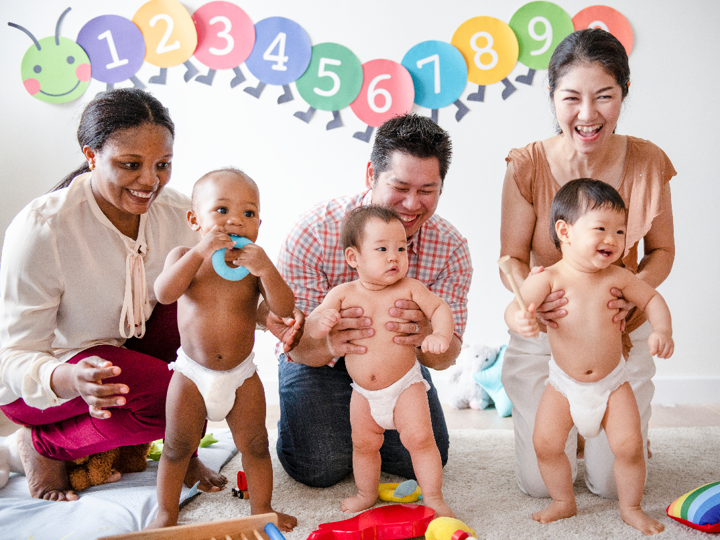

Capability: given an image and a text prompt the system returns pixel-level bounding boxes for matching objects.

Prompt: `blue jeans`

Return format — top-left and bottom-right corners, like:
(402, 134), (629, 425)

(276, 356), (449, 488)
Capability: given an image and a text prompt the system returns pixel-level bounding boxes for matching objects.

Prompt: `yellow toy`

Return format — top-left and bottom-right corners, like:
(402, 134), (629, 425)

(424, 517), (476, 540)
(378, 480), (422, 503)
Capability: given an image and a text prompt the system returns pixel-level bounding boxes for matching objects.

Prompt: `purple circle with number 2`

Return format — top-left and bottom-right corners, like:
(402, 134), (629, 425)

(77, 15), (145, 84)
(245, 16), (311, 86)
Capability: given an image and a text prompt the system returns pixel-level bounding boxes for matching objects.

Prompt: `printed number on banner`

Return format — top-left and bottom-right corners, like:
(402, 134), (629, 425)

(150, 14), (180, 54)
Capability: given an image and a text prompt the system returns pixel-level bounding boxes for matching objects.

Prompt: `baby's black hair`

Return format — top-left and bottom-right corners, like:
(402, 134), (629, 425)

(341, 205), (403, 251)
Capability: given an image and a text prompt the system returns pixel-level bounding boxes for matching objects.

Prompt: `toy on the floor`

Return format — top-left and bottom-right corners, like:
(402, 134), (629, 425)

(306, 503), (436, 540)
(0, 430), (24, 489)
(666, 481), (720, 533)
(474, 344), (513, 417)
(232, 470), (250, 498)
(446, 343), (500, 410)
(68, 442), (151, 492)
(425, 517), (477, 540)
(378, 479), (422, 502)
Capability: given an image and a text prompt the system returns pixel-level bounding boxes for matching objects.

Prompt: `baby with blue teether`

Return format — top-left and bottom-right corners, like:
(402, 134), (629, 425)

(147, 168), (297, 532)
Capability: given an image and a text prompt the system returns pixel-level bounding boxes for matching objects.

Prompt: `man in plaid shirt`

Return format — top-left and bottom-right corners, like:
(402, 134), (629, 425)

(271, 114), (473, 487)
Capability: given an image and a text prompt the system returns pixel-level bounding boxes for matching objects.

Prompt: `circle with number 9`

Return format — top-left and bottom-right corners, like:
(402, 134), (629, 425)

(133, 0), (198, 68)
(295, 43), (363, 111)
(451, 16), (518, 86)
(77, 15), (145, 84)
(245, 17), (312, 86)
(192, 1), (255, 70)
(350, 59), (414, 128)
(401, 40), (468, 110)
(509, 1), (574, 70)
(573, 6), (633, 55)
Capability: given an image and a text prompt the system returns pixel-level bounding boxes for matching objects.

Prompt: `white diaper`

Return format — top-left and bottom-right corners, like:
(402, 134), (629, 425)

(351, 360), (430, 430)
(547, 357), (628, 438)
(169, 347), (257, 422)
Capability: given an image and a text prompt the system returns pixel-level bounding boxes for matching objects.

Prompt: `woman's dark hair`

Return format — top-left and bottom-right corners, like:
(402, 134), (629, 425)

(53, 88), (174, 191)
(550, 178), (626, 250)
(341, 205), (403, 251)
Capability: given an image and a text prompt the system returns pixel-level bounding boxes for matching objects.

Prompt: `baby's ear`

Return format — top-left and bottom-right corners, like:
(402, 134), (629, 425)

(345, 247), (359, 268)
(555, 220), (571, 244)
(187, 210), (201, 231)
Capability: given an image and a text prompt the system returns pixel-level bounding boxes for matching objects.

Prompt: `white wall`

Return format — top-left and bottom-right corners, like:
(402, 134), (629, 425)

(1, 0), (719, 405)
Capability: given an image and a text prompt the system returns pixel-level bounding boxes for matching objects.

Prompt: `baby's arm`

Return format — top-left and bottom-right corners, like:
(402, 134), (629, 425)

(154, 225), (236, 304)
(406, 280), (454, 354)
(504, 272), (553, 337)
(305, 287), (345, 340)
(236, 244), (295, 318)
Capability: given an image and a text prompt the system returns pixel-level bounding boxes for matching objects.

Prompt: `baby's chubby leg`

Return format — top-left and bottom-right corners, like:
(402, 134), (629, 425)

(532, 385), (577, 524)
(341, 390), (384, 513)
(394, 382), (454, 518)
(226, 373), (296, 531)
(603, 383), (664, 536)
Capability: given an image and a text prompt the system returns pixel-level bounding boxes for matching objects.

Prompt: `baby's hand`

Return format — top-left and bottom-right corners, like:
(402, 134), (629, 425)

(421, 334), (450, 354)
(649, 331), (674, 359)
(307, 309), (341, 339)
(231, 243), (272, 277)
(196, 225), (235, 259)
(515, 303), (539, 338)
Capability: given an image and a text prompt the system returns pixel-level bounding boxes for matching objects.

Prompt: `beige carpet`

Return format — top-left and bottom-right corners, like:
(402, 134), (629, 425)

(179, 428), (720, 539)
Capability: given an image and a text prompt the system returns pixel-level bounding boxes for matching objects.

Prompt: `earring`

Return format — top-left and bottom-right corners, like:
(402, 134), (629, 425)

(89, 161), (95, 170)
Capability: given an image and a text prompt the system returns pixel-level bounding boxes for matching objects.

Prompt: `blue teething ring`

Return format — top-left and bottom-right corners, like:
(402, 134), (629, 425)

(212, 235), (252, 281)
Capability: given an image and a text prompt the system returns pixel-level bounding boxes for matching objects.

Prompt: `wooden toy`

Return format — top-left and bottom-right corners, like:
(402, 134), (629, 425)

(497, 255), (527, 311)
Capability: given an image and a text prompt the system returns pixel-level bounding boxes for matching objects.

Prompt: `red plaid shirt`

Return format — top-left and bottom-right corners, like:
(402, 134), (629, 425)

(276, 190), (473, 363)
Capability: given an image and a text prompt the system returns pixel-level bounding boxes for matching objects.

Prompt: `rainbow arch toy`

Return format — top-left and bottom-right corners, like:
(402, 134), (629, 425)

(666, 481), (720, 533)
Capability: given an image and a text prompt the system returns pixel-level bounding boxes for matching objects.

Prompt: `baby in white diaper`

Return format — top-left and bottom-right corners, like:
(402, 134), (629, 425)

(306, 205), (455, 517)
(504, 179), (673, 535)
(147, 169), (297, 531)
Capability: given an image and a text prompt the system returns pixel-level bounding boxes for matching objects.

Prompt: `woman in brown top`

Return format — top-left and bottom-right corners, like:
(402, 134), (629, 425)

(499, 29), (676, 500)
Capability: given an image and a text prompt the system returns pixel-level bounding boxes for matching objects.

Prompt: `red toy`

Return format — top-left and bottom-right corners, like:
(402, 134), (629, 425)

(307, 504), (436, 540)
(232, 471), (249, 498)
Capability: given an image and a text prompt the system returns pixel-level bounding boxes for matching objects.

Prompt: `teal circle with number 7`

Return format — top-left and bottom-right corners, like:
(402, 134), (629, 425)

(295, 42), (363, 111)
(509, 1), (574, 70)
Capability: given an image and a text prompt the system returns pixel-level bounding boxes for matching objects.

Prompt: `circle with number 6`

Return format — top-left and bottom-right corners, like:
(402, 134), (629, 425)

(133, 0), (197, 68)
(509, 2), (574, 70)
(401, 40), (468, 110)
(192, 1), (255, 70)
(77, 15), (145, 84)
(350, 59), (414, 128)
(573, 5), (633, 55)
(452, 16), (518, 86)
(245, 16), (311, 86)
(295, 42), (363, 111)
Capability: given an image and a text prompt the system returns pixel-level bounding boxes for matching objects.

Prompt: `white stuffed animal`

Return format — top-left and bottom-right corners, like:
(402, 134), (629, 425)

(446, 344), (500, 410)
(0, 430), (25, 488)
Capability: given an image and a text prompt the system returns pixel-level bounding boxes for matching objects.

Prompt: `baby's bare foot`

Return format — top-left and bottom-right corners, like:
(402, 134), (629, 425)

(17, 427), (78, 501)
(532, 500), (577, 524)
(620, 506), (665, 536)
(184, 456), (227, 492)
(341, 492), (377, 513)
(423, 496), (455, 518)
(274, 511), (298, 532)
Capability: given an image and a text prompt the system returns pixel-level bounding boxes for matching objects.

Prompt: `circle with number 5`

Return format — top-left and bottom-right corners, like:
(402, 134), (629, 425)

(401, 40), (468, 110)
(295, 42), (363, 111)
(350, 59), (414, 128)
(245, 16), (311, 86)
(77, 15), (145, 84)
(509, 1), (574, 70)
(192, 1), (255, 70)
(573, 5), (633, 55)
(452, 16), (518, 86)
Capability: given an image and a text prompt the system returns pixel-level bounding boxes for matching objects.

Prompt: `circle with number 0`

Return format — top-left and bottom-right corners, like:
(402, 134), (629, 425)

(451, 16), (518, 86)
(133, 0), (198, 67)
(350, 59), (415, 128)
(192, 1), (255, 70)
(295, 42), (363, 111)
(573, 5), (633, 55)
(509, 1), (574, 70)
(245, 16), (311, 86)
(401, 40), (468, 110)
(77, 15), (145, 84)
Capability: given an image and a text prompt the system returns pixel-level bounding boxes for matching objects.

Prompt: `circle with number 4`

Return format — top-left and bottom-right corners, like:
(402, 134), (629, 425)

(77, 15), (145, 84)
(192, 1), (255, 70)
(573, 5), (633, 55)
(245, 16), (311, 86)
(295, 42), (363, 111)
(401, 40), (468, 110)
(451, 16), (518, 86)
(509, 1), (574, 70)
(350, 59), (414, 128)
(133, 0), (198, 68)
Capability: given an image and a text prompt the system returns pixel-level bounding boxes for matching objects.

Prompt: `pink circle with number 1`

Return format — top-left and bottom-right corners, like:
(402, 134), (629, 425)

(350, 59), (415, 128)
(192, 1), (255, 70)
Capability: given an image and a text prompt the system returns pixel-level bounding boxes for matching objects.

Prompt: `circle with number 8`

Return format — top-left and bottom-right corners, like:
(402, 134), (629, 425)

(573, 6), (633, 55)
(133, 0), (197, 68)
(77, 15), (145, 84)
(245, 16), (312, 86)
(350, 59), (414, 128)
(191, 1), (255, 70)
(509, 1), (574, 70)
(451, 16), (518, 86)
(401, 40), (468, 110)
(295, 42), (363, 111)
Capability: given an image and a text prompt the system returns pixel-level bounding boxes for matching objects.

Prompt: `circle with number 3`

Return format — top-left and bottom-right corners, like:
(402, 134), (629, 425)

(451, 16), (518, 86)
(245, 16), (311, 86)
(509, 1), (574, 70)
(401, 40), (467, 110)
(192, 1), (255, 70)
(295, 42), (363, 111)
(350, 59), (414, 128)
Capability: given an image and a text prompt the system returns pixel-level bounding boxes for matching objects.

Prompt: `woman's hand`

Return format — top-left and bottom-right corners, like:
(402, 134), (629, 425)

(386, 299), (429, 348)
(530, 266), (568, 329)
(53, 357), (129, 419)
(609, 287), (633, 332)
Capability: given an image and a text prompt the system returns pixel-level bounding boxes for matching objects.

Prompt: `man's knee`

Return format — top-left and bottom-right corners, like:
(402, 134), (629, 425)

(276, 438), (351, 488)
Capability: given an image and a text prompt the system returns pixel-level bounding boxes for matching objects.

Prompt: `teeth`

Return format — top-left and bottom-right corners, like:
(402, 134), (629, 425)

(400, 216), (415, 222)
(129, 190), (153, 199)
(577, 125), (601, 133)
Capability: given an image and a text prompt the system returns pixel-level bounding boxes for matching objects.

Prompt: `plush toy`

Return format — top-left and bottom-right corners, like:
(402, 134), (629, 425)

(0, 430), (24, 489)
(425, 517), (476, 540)
(67, 442), (151, 492)
(446, 344), (500, 410)
(474, 345), (513, 417)
(666, 481), (720, 533)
